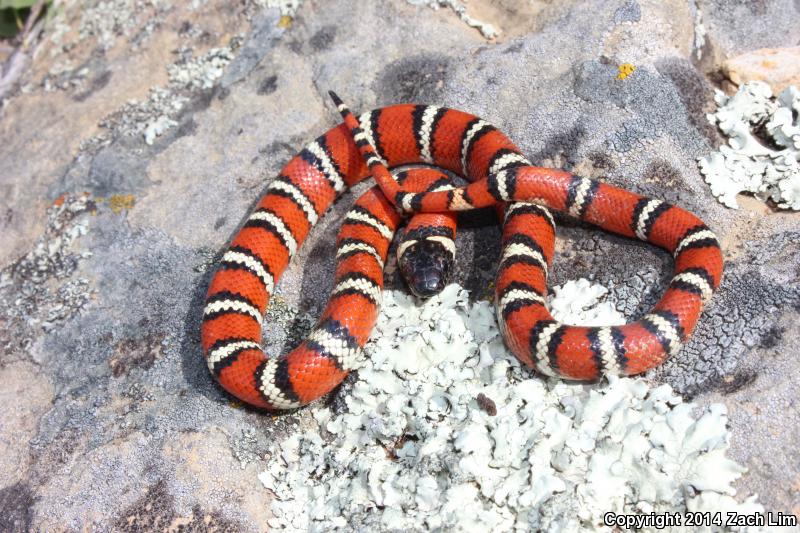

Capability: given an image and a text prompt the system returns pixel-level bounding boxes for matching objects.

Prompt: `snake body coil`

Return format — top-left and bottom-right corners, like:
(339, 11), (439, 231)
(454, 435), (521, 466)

(201, 98), (723, 410)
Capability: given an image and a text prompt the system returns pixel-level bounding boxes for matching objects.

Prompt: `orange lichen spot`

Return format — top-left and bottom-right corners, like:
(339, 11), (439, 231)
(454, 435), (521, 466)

(52, 194), (67, 207)
(617, 63), (636, 80)
(278, 15), (292, 28)
(107, 194), (136, 213)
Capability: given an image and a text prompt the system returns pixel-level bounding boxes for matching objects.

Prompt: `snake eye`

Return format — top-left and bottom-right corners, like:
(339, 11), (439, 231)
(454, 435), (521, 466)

(398, 238), (454, 298)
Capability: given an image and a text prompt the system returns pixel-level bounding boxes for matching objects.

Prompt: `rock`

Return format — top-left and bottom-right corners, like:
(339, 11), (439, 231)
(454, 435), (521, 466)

(723, 46), (800, 94)
(699, 0), (800, 57)
(0, 0), (798, 530)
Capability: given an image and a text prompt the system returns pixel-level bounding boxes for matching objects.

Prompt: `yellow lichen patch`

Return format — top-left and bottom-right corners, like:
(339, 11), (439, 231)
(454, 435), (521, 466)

(481, 280), (495, 302)
(617, 63), (636, 80)
(107, 194), (136, 213)
(278, 15), (292, 28)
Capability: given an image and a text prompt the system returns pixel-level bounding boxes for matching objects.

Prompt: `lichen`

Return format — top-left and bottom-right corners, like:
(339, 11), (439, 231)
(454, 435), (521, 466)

(252, 0), (303, 17)
(264, 295), (315, 350)
(94, 39), (242, 147)
(101, 194), (137, 213)
(77, 0), (166, 52)
(549, 278), (625, 326)
(690, 0), (706, 60)
(698, 81), (800, 210)
(616, 63), (635, 80)
(0, 194), (95, 349)
(167, 46), (237, 91)
(259, 281), (762, 532)
(406, 0), (499, 39)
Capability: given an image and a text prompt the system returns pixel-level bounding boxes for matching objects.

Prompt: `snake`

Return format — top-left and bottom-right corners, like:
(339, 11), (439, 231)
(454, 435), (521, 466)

(200, 93), (723, 410)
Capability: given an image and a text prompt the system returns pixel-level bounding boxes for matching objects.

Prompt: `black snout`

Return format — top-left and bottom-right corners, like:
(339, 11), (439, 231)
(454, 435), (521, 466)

(398, 239), (454, 299)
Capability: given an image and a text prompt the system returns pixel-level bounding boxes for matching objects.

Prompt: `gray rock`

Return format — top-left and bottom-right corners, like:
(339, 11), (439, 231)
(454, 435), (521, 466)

(701, 0), (800, 56)
(614, 0), (642, 23)
(220, 9), (284, 89)
(0, 0), (798, 530)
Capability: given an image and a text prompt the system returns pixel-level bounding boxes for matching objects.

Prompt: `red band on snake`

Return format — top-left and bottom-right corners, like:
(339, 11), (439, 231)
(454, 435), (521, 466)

(201, 96), (723, 410)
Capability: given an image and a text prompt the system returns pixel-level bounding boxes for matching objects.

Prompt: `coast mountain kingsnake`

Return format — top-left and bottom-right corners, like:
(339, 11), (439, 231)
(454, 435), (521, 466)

(201, 93), (723, 410)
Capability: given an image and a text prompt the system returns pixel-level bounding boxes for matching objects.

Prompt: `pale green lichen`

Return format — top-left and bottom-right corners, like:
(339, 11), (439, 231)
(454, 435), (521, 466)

(77, 0), (167, 51)
(699, 81), (800, 210)
(253, 0), (303, 16)
(94, 39), (242, 146)
(689, 0), (706, 60)
(260, 282), (763, 532)
(406, 0), (499, 39)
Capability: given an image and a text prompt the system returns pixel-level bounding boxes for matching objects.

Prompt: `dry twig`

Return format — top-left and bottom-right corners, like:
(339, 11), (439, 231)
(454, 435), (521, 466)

(0, 0), (47, 100)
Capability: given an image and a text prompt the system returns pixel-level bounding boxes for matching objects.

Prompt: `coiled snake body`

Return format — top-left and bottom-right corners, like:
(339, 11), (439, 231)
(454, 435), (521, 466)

(201, 95), (723, 410)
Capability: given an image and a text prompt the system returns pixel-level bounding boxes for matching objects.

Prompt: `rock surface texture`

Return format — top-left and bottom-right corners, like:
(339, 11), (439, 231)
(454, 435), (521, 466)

(723, 46), (800, 94)
(0, 0), (798, 530)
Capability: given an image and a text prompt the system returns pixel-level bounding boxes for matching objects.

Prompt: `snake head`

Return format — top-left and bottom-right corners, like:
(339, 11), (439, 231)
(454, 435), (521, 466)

(397, 236), (455, 298)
